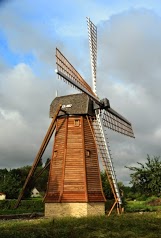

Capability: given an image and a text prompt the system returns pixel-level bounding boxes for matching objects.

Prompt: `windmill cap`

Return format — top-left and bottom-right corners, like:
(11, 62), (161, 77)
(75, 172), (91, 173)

(50, 93), (95, 118)
(100, 98), (110, 109)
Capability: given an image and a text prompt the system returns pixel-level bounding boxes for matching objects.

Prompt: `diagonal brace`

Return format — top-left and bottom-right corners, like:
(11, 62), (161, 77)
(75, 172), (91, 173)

(15, 104), (62, 208)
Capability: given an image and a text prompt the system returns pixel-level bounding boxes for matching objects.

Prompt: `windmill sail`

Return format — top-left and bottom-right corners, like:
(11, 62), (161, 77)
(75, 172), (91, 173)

(56, 48), (95, 96)
(56, 50), (134, 138)
(87, 17), (97, 95)
(102, 109), (134, 138)
(55, 48), (102, 106)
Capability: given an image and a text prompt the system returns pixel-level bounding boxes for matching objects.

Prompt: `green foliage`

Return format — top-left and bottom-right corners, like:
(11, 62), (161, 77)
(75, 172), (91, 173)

(0, 158), (50, 199)
(44, 158), (50, 169)
(125, 196), (161, 213)
(0, 166), (31, 199)
(0, 199), (44, 214)
(126, 155), (161, 197)
(100, 171), (113, 199)
(0, 213), (161, 238)
(126, 201), (161, 213)
(0, 172), (21, 199)
(34, 168), (49, 195)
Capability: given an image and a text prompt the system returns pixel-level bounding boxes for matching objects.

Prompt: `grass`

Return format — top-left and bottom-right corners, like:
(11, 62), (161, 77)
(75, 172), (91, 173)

(125, 197), (161, 213)
(126, 200), (161, 212)
(0, 212), (161, 238)
(0, 198), (161, 237)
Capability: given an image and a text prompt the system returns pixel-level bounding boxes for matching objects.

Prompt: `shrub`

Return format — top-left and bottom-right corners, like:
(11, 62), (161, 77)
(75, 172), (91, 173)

(0, 199), (44, 214)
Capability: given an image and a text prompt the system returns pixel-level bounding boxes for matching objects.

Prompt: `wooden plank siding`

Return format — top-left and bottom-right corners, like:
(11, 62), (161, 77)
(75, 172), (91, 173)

(83, 117), (105, 202)
(62, 116), (86, 202)
(44, 117), (67, 202)
(44, 115), (105, 203)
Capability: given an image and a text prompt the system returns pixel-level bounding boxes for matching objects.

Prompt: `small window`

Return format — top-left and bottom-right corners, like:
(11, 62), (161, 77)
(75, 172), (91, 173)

(74, 119), (80, 127)
(86, 150), (90, 157)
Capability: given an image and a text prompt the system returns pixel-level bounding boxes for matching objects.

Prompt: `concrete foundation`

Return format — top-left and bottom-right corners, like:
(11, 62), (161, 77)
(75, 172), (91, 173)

(45, 202), (105, 218)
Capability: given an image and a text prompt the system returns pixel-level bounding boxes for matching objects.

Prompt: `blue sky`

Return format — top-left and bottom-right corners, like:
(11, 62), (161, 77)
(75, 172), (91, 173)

(1, 0), (161, 184)
(1, 0), (161, 68)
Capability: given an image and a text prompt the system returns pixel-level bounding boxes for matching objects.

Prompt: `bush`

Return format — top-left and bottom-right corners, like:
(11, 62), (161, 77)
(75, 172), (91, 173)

(0, 199), (44, 214)
(124, 199), (161, 213)
(136, 195), (148, 201)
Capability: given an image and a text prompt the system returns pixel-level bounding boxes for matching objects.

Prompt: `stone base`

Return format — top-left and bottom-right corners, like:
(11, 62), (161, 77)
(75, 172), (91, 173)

(45, 202), (105, 218)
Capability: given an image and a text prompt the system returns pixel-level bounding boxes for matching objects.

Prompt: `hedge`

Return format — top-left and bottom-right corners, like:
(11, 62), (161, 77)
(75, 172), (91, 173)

(0, 199), (44, 214)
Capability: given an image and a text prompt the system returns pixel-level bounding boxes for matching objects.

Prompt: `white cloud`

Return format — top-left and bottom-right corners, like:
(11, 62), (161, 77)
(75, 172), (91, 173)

(0, 108), (23, 122)
(96, 9), (161, 182)
(0, 63), (56, 167)
(1, 2), (161, 185)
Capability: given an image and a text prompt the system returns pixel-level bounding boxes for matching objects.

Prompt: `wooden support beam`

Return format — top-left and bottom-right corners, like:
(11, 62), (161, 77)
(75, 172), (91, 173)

(33, 160), (51, 183)
(15, 105), (62, 208)
(59, 117), (68, 202)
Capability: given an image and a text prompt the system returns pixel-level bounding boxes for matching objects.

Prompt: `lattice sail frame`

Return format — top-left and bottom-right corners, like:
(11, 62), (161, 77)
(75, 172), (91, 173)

(102, 110), (134, 138)
(56, 48), (95, 96)
(87, 17), (97, 95)
(56, 49), (134, 138)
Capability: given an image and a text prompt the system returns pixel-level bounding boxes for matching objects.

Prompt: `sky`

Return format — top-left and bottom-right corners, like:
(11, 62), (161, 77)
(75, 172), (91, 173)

(0, 0), (161, 185)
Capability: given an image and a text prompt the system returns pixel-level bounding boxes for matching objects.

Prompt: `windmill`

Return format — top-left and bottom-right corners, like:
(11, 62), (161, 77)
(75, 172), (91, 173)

(15, 18), (134, 217)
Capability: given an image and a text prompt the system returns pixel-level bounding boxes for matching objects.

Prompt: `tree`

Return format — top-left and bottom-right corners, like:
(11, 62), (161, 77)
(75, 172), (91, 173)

(0, 168), (8, 185)
(44, 158), (51, 171)
(37, 158), (43, 167)
(0, 158), (51, 199)
(101, 171), (114, 199)
(126, 155), (161, 197)
(19, 159), (50, 198)
(100, 171), (131, 206)
(0, 172), (21, 199)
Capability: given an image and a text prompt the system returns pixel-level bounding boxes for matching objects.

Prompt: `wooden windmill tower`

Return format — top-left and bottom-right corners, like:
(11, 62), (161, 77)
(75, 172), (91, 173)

(15, 18), (134, 217)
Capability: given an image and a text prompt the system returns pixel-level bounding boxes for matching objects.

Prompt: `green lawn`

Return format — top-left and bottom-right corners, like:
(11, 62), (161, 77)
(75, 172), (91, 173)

(0, 212), (161, 238)
(125, 200), (161, 213)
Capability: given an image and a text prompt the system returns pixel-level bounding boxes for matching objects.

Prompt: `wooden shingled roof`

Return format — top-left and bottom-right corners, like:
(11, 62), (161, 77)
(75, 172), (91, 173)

(50, 93), (95, 118)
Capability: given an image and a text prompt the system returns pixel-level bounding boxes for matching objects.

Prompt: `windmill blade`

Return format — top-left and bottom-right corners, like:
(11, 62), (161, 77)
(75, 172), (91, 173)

(56, 48), (95, 95)
(102, 109), (134, 138)
(55, 48), (102, 106)
(87, 17), (97, 95)
(55, 48), (134, 139)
